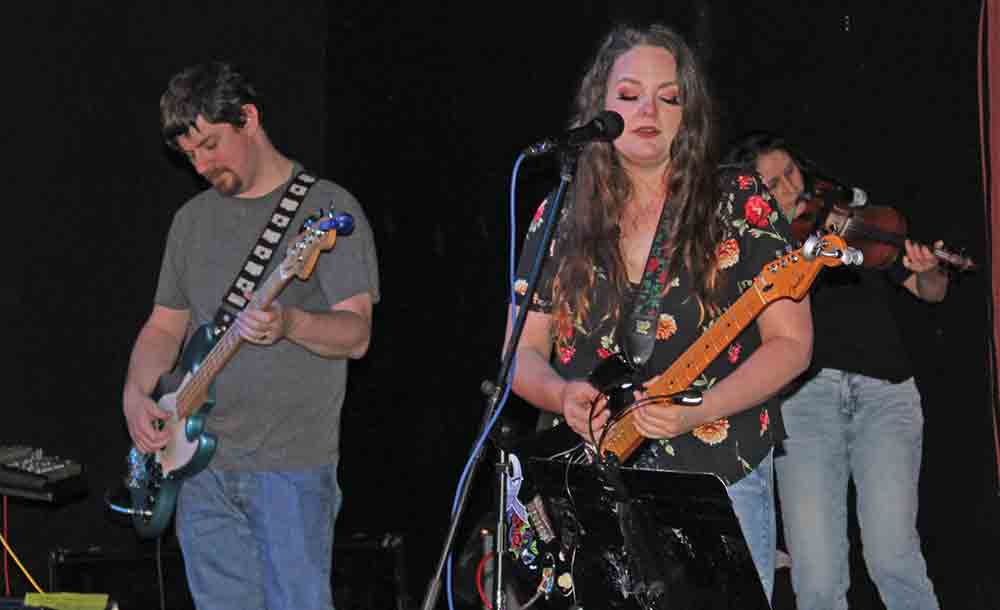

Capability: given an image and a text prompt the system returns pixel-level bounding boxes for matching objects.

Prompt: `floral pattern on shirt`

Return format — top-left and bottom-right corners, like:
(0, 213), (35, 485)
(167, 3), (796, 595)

(513, 168), (793, 484)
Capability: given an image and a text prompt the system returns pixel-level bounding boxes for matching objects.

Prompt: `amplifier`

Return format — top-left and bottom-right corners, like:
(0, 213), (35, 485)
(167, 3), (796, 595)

(48, 532), (410, 610)
(334, 532), (411, 610)
(49, 545), (191, 610)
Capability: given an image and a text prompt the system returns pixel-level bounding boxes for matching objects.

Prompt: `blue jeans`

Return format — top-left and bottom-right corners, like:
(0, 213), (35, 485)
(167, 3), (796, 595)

(726, 450), (776, 604)
(176, 463), (342, 610)
(776, 369), (938, 610)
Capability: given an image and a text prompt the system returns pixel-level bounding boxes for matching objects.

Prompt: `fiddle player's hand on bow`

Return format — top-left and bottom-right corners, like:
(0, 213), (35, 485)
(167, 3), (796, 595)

(560, 379), (609, 444)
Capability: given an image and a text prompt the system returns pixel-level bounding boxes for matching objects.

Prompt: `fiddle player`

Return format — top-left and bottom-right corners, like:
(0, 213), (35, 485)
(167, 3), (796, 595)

(724, 132), (945, 610)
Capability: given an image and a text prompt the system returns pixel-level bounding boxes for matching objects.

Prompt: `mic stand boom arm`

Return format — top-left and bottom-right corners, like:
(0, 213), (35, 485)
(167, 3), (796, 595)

(418, 152), (578, 610)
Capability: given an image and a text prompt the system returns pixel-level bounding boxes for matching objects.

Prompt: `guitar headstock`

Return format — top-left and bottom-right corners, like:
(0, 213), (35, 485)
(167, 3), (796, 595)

(282, 209), (354, 280)
(756, 234), (861, 304)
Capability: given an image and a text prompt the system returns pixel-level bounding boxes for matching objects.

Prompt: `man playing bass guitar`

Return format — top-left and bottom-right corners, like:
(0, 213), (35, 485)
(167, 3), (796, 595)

(121, 61), (380, 610)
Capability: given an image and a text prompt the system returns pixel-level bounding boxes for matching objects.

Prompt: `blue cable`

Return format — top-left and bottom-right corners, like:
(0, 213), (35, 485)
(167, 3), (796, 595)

(445, 151), (527, 610)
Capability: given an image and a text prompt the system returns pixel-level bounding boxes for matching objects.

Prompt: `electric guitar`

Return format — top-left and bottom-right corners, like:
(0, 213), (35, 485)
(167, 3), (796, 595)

(523, 233), (861, 465)
(123, 209), (353, 539)
(504, 234), (860, 608)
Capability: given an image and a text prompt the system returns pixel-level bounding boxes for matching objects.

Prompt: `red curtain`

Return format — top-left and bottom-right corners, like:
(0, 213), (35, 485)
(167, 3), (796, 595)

(981, 0), (1000, 490)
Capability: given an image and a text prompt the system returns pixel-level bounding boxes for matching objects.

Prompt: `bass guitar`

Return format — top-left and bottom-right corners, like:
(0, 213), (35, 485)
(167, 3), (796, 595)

(122, 209), (353, 539)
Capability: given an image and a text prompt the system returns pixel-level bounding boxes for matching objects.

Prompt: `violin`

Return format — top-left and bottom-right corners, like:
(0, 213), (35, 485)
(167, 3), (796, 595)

(790, 178), (976, 272)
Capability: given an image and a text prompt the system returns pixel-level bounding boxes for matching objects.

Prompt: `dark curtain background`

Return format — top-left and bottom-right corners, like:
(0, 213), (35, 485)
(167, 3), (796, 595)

(9, 2), (999, 609)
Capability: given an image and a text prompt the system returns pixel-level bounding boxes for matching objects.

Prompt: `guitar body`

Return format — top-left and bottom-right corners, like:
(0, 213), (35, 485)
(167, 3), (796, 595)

(126, 324), (219, 539)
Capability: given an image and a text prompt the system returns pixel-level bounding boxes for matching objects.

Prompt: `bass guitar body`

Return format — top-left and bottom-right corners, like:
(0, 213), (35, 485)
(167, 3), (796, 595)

(126, 324), (218, 539)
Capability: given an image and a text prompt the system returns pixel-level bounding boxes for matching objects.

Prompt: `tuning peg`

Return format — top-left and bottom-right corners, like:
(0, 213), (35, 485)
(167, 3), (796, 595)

(299, 209), (325, 232)
(841, 247), (864, 266)
(321, 209), (354, 235)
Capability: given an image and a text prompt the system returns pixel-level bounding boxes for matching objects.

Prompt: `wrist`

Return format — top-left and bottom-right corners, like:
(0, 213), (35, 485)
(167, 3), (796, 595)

(281, 306), (304, 339)
(123, 381), (150, 401)
(553, 379), (570, 416)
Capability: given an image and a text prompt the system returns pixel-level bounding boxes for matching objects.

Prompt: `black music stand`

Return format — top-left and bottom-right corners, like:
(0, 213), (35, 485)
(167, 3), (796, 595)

(513, 457), (769, 610)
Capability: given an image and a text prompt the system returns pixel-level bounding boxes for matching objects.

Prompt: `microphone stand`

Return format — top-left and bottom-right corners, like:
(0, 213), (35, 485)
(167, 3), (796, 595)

(419, 152), (578, 610)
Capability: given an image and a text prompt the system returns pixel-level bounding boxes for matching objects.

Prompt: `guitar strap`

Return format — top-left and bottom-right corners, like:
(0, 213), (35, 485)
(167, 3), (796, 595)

(210, 170), (318, 337)
(622, 199), (674, 370)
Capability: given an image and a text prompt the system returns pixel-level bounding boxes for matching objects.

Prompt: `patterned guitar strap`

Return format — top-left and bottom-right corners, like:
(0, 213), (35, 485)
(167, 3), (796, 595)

(622, 199), (674, 373)
(210, 170), (318, 337)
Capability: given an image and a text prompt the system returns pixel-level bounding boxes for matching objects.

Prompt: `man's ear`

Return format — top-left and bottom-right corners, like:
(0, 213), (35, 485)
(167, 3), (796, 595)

(239, 103), (261, 135)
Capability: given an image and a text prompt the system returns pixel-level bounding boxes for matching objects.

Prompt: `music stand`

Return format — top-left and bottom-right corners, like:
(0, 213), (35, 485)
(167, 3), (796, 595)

(514, 457), (769, 610)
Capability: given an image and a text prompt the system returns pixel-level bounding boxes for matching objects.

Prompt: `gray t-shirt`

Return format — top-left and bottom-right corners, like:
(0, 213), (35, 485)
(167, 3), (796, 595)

(155, 165), (379, 471)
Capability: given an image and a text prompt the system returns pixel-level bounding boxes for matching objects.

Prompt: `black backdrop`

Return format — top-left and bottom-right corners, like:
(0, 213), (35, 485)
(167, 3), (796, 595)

(11, 2), (999, 609)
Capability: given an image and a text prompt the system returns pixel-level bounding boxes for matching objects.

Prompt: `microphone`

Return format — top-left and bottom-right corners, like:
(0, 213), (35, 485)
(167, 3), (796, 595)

(804, 174), (868, 208)
(523, 111), (625, 157)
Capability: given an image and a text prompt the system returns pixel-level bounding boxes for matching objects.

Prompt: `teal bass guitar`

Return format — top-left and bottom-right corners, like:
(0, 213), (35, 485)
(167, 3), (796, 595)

(124, 210), (353, 539)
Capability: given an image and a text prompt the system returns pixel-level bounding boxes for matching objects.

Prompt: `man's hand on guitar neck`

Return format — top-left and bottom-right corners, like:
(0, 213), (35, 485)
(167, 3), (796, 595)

(236, 297), (288, 346)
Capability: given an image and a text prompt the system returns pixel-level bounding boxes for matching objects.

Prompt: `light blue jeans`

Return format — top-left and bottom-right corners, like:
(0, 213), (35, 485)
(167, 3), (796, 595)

(175, 463), (342, 610)
(776, 369), (939, 610)
(727, 450), (776, 604)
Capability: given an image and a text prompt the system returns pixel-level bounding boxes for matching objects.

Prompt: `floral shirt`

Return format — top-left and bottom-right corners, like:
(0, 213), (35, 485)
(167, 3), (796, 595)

(513, 168), (794, 485)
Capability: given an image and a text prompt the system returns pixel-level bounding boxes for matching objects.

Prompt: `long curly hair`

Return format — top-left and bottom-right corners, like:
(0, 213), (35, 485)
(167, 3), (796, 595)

(552, 23), (723, 336)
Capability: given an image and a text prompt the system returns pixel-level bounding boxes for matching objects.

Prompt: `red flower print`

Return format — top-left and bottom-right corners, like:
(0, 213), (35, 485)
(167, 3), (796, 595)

(558, 345), (576, 364)
(645, 256), (660, 273)
(744, 195), (773, 228)
(736, 174), (754, 189)
(597, 347), (612, 359)
(716, 238), (739, 269)
(760, 409), (770, 435)
(727, 343), (741, 364)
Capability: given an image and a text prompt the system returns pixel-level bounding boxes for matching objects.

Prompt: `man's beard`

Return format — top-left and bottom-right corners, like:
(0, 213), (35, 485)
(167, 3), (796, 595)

(205, 168), (243, 196)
